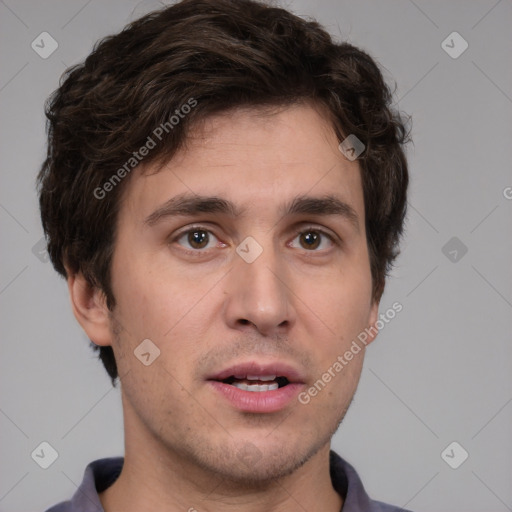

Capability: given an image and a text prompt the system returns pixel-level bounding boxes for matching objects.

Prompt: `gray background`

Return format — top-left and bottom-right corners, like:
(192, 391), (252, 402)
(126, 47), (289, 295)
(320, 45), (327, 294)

(1, 0), (511, 511)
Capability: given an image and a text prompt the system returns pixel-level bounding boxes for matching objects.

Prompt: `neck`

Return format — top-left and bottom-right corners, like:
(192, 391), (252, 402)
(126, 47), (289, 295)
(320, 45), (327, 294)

(99, 392), (343, 512)
(100, 431), (342, 512)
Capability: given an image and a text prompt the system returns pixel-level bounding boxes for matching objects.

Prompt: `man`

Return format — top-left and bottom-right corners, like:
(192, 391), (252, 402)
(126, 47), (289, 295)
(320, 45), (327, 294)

(38, 0), (410, 510)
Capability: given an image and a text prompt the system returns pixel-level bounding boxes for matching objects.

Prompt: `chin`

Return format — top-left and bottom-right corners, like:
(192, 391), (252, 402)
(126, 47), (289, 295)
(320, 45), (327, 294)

(196, 436), (325, 486)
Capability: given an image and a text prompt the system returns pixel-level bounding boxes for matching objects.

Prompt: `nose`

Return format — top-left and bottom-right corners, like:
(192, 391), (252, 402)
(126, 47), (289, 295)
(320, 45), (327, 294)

(223, 240), (295, 336)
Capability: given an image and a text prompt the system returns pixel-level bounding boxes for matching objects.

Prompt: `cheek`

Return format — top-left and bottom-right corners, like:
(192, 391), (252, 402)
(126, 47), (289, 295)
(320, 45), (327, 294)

(109, 256), (210, 383)
(296, 260), (373, 368)
(110, 247), (183, 336)
(308, 261), (372, 323)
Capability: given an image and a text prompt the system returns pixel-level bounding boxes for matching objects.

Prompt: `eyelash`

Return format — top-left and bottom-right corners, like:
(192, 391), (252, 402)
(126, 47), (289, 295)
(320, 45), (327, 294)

(171, 225), (338, 256)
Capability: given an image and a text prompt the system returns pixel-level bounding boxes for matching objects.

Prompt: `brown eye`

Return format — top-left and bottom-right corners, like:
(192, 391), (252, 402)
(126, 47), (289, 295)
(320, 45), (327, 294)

(299, 231), (321, 250)
(290, 228), (335, 252)
(174, 227), (219, 252)
(187, 229), (209, 249)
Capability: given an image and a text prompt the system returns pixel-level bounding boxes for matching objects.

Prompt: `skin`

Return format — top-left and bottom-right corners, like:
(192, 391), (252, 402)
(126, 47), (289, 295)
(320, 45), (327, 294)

(68, 102), (379, 512)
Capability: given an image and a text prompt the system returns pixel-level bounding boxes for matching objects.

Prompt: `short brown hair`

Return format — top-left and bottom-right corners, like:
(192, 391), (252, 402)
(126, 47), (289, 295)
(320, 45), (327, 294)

(37, 0), (409, 386)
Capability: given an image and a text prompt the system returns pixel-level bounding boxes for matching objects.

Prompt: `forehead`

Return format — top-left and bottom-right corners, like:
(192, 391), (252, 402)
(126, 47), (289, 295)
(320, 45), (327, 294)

(120, 103), (364, 223)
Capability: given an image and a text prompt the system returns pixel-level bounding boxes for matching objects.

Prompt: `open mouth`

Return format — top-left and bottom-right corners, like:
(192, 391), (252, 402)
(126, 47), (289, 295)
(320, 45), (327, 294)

(220, 375), (290, 392)
(207, 365), (304, 412)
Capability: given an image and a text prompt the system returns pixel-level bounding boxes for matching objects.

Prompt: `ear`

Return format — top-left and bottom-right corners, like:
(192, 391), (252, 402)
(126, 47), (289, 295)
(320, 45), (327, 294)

(67, 271), (113, 347)
(364, 299), (380, 346)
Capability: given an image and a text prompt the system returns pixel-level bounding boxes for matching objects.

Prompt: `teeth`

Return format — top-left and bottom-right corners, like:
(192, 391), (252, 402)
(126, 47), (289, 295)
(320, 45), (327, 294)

(232, 382), (279, 392)
(246, 374), (277, 381)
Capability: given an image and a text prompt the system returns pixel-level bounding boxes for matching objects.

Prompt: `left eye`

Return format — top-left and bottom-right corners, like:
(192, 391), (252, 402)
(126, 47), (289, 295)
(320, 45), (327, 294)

(289, 228), (335, 251)
(175, 228), (219, 250)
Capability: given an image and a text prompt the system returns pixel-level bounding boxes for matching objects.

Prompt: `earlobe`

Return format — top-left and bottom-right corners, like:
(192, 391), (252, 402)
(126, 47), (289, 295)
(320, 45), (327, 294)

(365, 299), (380, 346)
(67, 272), (113, 347)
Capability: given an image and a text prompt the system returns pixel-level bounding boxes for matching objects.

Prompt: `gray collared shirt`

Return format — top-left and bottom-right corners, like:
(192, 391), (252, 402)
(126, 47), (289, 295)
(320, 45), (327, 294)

(44, 450), (413, 512)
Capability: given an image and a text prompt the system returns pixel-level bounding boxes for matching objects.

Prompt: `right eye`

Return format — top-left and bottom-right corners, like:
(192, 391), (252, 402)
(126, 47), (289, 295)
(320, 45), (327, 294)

(172, 226), (226, 255)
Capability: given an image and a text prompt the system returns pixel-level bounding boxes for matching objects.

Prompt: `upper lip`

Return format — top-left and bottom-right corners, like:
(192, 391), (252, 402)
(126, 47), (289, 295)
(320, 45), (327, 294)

(207, 360), (307, 383)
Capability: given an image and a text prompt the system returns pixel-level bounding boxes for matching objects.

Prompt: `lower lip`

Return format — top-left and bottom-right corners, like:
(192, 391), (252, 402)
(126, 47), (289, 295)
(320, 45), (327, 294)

(207, 381), (304, 413)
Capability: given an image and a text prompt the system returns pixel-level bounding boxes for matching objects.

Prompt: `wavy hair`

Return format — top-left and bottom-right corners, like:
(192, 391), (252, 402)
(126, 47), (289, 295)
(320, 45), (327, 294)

(38, 0), (409, 385)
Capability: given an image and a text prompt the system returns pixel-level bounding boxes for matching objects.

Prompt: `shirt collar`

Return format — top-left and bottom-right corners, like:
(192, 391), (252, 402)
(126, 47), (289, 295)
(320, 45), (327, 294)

(58, 450), (394, 512)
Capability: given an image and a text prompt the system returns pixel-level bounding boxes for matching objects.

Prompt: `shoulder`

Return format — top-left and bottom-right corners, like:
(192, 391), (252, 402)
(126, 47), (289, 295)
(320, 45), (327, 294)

(44, 502), (71, 512)
(330, 450), (414, 512)
(42, 457), (124, 512)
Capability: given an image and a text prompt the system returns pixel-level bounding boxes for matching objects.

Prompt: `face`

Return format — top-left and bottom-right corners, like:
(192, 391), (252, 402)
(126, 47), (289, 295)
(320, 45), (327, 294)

(103, 103), (378, 482)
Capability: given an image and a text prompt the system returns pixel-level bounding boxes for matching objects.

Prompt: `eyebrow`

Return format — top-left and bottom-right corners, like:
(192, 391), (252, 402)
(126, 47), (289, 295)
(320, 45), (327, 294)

(144, 192), (360, 232)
